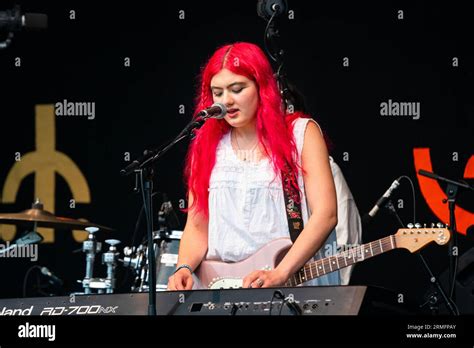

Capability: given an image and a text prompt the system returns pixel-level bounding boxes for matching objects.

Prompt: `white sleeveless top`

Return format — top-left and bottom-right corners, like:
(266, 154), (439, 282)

(206, 117), (340, 286)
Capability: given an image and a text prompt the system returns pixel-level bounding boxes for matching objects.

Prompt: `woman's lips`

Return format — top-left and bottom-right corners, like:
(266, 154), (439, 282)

(227, 109), (239, 117)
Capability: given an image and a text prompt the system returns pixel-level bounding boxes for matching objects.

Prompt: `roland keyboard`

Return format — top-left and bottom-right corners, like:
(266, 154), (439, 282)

(0, 286), (417, 316)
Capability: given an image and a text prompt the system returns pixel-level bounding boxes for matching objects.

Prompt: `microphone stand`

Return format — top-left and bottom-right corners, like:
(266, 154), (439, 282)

(260, 1), (295, 112)
(418, 169), (473, 304)
(120, 116), (207, 316)
(384, 200), (458, 315)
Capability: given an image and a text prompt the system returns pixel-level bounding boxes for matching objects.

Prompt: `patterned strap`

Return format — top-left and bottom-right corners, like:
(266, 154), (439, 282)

(281, 167), (304, 243)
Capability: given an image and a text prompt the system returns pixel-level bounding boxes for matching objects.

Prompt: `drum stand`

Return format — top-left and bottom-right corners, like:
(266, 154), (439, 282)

(123, 212), (174, 293)
(80, 227), (121, 294)
(123, 244), (147, 292)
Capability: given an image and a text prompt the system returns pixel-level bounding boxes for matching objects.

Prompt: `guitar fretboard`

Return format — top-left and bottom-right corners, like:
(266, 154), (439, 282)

(286, 235), (397, 287)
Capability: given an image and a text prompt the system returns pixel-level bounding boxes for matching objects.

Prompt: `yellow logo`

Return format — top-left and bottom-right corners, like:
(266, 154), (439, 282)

(0, 104), (91, 243)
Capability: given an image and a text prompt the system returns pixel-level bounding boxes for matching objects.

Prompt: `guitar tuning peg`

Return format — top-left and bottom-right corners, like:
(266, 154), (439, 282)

(436, 222), (444, 228)
(423, 223), (427, 228)
(431, 223), (435, 228)
(414, 223), (422, 228)
(407, 223), (414, 229)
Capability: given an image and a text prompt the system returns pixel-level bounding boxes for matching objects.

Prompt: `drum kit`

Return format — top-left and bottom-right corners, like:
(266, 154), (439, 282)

(0, 198), (181, 295)
(123, 229), (182, 292)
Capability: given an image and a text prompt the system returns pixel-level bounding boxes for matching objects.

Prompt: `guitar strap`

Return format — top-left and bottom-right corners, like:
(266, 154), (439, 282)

(281, 166), (304, 243)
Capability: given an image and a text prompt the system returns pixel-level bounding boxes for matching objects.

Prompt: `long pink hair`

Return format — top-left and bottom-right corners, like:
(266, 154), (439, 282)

(184, 42), (308, 217)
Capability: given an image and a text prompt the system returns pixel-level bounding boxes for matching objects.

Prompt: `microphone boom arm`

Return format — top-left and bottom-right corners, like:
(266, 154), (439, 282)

(120, 116), (205, 176)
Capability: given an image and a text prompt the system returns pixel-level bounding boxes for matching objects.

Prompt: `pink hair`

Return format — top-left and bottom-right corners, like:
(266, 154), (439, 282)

(184, 42), (309, 218)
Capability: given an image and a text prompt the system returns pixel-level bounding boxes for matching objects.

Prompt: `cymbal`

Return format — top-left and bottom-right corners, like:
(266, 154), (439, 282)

(0, 200), (113, 231)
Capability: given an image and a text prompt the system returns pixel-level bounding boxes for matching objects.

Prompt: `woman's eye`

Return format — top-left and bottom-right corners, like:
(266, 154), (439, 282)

(214, 92), (222, 97)
(232, 88), (243, 94)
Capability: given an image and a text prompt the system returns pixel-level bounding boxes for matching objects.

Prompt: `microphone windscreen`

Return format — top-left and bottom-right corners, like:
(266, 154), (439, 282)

(23, 13), (48, 30)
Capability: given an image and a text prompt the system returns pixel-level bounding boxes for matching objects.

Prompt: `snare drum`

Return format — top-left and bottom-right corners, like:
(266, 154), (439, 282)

(155, 230), (182, 290)
(127, 230), (182, 292)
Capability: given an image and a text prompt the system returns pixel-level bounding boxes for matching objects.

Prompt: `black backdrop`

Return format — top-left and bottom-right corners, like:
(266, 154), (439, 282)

(0, 0), (473, 313)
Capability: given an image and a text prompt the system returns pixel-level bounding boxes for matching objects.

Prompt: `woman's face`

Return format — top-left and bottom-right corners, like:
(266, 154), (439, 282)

(210, 68), (259, 129)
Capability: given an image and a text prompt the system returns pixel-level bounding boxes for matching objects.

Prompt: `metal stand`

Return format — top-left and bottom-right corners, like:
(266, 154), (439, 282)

(81, 227), (101, 294)
(139, 166), (157, 315)
(418, 169), (473, 304)
(259, 1), (295, 112)
(445, 183), (459, 300)
(385, 200), (458, 315)
(102, 239), (121, 294)
(122, 244), (147, 292)
(120, 113), (209, 315)
(80, 228), (121, 295)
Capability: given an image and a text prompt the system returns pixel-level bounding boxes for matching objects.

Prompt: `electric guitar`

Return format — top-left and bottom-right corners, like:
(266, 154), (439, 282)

(195, 225), (450, 289)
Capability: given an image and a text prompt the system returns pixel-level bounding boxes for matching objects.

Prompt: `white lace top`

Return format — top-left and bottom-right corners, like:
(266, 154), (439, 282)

(206, 117), (340, 286)
(207, 117), (308, 261)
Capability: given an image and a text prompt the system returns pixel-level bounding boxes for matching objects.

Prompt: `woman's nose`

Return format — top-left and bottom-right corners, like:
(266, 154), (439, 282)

(222, 91), (234, 107)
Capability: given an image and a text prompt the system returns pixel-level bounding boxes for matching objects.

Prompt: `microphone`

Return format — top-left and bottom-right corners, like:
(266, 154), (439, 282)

(120, 104), (226, 176)
(40, 267), (63, 286)
(363, 177), (401, 224)
(197, 103), (227, 119)
(257, 0), (287, 21)
(0, 7), (48, 32)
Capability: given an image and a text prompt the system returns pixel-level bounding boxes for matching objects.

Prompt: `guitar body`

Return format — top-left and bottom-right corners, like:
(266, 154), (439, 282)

(195, 238), (292, 289)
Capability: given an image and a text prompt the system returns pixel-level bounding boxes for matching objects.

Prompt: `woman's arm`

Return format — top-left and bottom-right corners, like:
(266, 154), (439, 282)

(168, 192), (209, 290)
(176, 191), (209, 272)
(274, 120), (337, 279)
(243, 121), (337, 287)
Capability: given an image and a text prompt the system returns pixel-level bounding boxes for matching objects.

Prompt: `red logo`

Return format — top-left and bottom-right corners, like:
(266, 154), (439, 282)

(414, 148), (473, 235)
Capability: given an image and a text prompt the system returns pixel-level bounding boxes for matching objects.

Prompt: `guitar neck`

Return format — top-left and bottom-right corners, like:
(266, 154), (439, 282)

(286, 235), (397, 287)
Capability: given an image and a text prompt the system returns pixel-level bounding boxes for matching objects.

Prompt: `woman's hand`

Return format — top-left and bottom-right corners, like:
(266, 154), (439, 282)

(167, 268), (194, 291)
(242, 269), (288, 288)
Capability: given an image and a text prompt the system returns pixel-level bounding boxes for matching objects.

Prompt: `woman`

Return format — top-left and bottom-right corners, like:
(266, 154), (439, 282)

(167, 42), (339, 290)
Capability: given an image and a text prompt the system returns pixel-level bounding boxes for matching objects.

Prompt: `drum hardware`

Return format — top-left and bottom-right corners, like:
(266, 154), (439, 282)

(102, 239), (121, 294)
(122, 244), (147, 292)
(13, 230), (43, 245)
(157, 194), (180, 231)
(0, 197), (119, 298)
(121, 230), (183, 292)
(78, 228), (121, 294)
(122, 244), (146, 270)
(120, 194), (181, 292)
(0, 198), (115, 295)
(79, 227), (101, 294)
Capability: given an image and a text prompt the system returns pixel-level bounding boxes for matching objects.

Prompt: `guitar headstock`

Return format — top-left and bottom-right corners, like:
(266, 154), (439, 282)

(395, 223), (450, 253)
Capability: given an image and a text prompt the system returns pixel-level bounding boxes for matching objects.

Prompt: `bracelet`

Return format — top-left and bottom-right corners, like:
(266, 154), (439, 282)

(174, 264), (193, 274)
